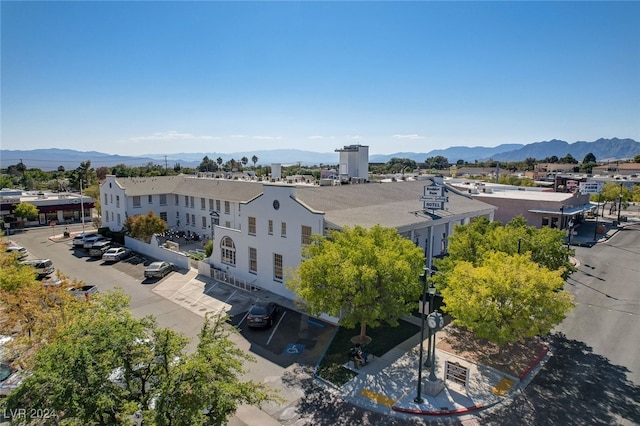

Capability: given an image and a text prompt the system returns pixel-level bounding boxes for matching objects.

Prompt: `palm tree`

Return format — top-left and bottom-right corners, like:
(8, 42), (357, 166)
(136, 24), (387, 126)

(251, 155), (259, 169)
(216, 157), (223, 169)
(241, 157), (249, 170)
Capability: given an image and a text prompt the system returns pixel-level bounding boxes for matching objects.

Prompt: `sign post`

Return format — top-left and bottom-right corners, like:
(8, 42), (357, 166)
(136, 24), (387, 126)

(50, 221), (56, 237)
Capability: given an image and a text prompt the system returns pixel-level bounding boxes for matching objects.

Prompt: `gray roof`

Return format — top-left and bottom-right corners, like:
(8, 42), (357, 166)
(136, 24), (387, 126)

(296, 180), (495, 230)
(113, 176), (263, 202)
(113, 176), (495, 230)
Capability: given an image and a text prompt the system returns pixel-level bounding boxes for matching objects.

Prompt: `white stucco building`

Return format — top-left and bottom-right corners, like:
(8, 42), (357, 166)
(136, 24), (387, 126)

(100, 174), (496, 301)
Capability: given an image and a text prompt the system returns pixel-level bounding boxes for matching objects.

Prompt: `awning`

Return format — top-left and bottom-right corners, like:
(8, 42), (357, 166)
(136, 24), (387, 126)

(528, 203), (594, 215)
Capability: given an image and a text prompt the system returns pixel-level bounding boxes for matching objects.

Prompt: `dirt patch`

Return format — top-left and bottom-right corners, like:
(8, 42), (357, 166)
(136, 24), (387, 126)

(436, 325), (546, 378)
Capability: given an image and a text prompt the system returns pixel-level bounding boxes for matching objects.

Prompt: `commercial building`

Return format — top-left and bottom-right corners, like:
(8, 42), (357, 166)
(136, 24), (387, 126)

(0, 189), (94, 229)
(100, 174), (496, 301)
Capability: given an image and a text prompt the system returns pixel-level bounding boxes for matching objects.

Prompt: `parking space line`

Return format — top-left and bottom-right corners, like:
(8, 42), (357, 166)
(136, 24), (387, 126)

(223, 289), (238, 304)
(266, 310), (286, 346)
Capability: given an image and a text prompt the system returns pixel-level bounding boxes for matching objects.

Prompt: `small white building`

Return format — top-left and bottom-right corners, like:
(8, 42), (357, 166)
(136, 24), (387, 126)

(336, 144), (369, 183)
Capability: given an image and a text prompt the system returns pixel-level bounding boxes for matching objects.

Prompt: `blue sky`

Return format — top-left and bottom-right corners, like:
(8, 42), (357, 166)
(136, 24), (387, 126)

(2, 1), (639, 157)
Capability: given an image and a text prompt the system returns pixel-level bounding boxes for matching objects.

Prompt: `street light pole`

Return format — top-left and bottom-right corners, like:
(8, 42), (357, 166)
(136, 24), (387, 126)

(593, 192), (601, 241)
(80, 179), (85, 234)
(617, 182), (623, 224)
(414, 268), (428, 404)
(424, 280), (436, 367)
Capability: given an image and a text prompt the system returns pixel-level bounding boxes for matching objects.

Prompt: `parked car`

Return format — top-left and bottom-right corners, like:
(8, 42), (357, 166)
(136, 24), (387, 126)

(246, 302), (279, 328)
(5, 245), (29, 260)
(1, 336), (25, 397)
(102, 247), (131, 262)
(68, 285), (99, 299)
(83, 235), (108, 249)
(144, 261), (174, 279)
(72, 232), (95, 247)
(88, 240), (112, 258)
(20, 259), (55, 278)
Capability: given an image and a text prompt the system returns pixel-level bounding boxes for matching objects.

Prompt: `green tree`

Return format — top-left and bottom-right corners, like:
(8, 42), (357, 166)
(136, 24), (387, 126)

(241, 156), (249, 169)
(216, 157), (223, 169)
(4, 290), (278, 424)
(198, 156), (216, 172)
(434, 216), (575, 285)
(13, 202), (39, 224)
(424, 155), (449, 170)
(560, 154), (578, 164)
(124, 211), (167, 242)
(633, 154), (640, 163)
(251, 155), (259, 169)
(441, 251), (574, 358)
(286, 225), (425, 343)
(582, 152), (597, 164)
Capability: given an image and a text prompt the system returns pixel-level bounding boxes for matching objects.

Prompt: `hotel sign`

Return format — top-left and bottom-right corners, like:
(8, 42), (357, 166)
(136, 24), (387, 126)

(421, 184), (447, 210)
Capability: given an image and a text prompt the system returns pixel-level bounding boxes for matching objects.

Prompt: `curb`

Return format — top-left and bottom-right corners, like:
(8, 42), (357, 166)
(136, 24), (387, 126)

(392, 403), (486, 416)
(518, 345), (549, 381)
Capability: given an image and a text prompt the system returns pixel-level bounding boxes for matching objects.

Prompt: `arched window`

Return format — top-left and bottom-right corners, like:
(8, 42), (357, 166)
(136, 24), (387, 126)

(220, 236), (236, 266)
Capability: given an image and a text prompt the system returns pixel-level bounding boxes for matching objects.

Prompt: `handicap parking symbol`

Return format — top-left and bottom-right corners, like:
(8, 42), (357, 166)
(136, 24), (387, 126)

(284, 343), (306, 355)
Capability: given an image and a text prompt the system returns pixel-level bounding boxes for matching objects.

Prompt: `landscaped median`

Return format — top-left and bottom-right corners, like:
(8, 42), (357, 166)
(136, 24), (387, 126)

(315, 319), (420, 387)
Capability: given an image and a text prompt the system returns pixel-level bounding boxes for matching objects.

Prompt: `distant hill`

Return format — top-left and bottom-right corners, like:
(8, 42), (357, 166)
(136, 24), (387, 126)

(491, 138), (640, 162)
(2, 138), (638, 171)
(0, 148), (158, 171)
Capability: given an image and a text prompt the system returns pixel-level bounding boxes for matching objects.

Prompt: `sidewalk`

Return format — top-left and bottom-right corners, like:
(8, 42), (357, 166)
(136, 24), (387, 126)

(323, 317), (549, 420)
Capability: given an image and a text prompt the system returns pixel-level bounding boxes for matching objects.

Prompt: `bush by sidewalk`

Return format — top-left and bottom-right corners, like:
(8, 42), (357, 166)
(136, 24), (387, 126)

(316, 320), (420, 386)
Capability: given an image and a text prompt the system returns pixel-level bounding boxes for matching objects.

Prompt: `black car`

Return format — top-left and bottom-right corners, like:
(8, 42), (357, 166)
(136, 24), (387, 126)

(246, 302), (279, 328)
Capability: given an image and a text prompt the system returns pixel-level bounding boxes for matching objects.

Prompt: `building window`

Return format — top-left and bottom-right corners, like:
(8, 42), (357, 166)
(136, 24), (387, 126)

(225, 221), (231, 228)
(186, 214), (190, 225)
(148, 195), (153, 204)
(281, 222), (287, 237)
(110, 194), (113, 204)
(201, 198), (206, 210)
(268, 220), (273, 235)
(116, 195), (120, 208)
(175, 194), (179, 206)
(133, 196), (141, 208)
(104, 209), (109, 222)
(249, 247), (257, 273)
(160, 212), (168, 222)
(216, 199), (221, 212)
(273, 253), (283, 281)
(191, 214), (195, 226)
(117, 213), (121, 225)
(104, 194), (108, 204)
(160, 194), (167, 206)
(190, 197), (194, 209)
(209, 199), (214, 211)
(201, 216), (207, 228)
(224, 201), (230, 214)
(111, 212), (114, 222)
(248, 217), (256, 235)
(301, 225), (312, 245)
(221, 236), (236, 266)
(184, 195), (189, 207)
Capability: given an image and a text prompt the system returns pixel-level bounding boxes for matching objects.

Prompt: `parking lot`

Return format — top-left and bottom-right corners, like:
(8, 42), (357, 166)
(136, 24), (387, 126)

(58, 235), (337, 368)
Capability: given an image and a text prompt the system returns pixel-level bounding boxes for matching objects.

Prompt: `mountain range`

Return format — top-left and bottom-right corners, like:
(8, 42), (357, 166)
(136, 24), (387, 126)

(1, 138), (638, 171)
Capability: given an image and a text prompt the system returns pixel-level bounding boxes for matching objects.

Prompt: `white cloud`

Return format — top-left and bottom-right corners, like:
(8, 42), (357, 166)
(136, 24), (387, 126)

(130, 131), (218, 141)
(252, 135), (282, 140)
(230, 134), (249, 139)
(346, 134), (363, 140)
(392, 134), (425, 140)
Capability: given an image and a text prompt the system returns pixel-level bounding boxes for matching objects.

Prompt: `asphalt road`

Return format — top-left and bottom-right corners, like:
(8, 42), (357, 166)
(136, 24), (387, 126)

(7, 223), (640, 425)
(482, 222), (640, 426)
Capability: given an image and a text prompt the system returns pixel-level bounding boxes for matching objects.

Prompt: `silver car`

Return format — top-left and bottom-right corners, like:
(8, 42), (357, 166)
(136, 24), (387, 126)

(144, 261), (174, 279)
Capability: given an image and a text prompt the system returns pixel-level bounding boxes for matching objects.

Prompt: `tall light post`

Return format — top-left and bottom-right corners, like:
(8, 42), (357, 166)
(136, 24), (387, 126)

(559, 205), (565, 230)
(593, 192), (602, 241)
(80, 179), (85, 234)
(424, 279), (437, 367)
(617, 182), (623, 224)
(414, 268), (428, 404)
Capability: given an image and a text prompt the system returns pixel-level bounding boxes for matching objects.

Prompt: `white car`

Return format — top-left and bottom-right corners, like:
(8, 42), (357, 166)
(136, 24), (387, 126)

(102, 247), (131, 262)
(83, 235), (108, 249)
(72, 233), (95, 247)
(5, 245), (29, 260)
